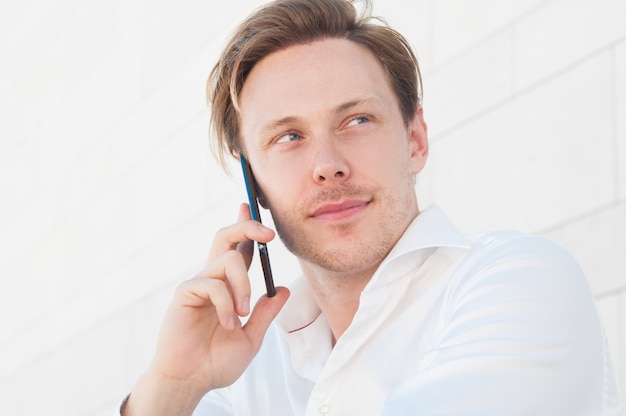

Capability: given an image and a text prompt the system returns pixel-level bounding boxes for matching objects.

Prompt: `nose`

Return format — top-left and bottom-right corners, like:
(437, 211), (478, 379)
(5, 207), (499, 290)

(312, 138), (350, 184)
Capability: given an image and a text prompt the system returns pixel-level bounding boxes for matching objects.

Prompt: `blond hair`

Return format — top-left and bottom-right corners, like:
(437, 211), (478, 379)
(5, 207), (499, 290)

(207, 0), (422, 168)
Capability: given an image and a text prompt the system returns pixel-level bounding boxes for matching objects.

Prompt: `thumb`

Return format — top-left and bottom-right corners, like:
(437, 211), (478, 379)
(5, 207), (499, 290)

(243, 287), (290, 349)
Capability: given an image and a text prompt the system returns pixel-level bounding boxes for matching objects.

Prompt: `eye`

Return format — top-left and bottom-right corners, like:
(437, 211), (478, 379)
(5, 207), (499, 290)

(276, 132), (302, 144)
(345, 115), (370, 127)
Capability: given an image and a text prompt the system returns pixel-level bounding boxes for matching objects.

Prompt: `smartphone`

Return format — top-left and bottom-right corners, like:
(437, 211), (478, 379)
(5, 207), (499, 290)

(240, 154), (276, 297)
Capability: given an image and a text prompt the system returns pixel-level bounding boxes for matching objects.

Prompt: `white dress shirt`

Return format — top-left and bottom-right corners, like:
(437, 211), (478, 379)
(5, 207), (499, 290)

(193, 205), (621, 415)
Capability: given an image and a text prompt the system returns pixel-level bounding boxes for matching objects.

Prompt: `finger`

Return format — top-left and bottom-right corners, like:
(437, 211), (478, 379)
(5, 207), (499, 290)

(243, 287), (290, 349)
(176, 277), (238, 330)
(233, 204), (254, 270)
(237, 240), (254, 270)
(237, 202), (251, 222)
(197, 250), (252, 317)
(208, 218), (275, 263)
(236, 203), (260, 269)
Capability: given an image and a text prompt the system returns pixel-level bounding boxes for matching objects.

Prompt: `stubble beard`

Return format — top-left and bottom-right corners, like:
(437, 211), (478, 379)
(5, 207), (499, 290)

(269, 180), (416, 274)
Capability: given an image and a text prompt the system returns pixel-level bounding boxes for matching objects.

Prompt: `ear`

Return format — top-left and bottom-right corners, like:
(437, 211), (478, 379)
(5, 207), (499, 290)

(407, 106), (429, 175)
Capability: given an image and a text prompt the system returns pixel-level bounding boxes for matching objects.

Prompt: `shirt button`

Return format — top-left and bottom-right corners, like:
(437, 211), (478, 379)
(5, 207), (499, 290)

(318, 403), (331, 414)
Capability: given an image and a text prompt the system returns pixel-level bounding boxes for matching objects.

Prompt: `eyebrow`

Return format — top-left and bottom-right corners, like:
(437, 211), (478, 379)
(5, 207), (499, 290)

(259, 116), (300, 137)
(259, 97), (381, 136)
(332, 97), (377, 114)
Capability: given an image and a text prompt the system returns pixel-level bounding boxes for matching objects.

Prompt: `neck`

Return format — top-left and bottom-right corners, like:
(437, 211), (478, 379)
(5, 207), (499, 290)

(297, 204), (421, 344)
(299, 261), (379, 344)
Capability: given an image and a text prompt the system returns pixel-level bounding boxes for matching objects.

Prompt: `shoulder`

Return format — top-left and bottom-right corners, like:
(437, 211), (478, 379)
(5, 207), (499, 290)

(456, 230), (588, 289)
(443, 230), (597, 332)
(466, 230), (579, 266)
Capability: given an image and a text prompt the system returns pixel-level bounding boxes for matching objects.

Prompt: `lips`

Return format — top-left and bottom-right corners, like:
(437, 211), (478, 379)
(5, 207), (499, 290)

(310, 199), (370, 220)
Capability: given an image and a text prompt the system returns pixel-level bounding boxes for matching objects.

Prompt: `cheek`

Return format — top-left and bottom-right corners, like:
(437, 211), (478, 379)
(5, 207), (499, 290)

(367, 144), (409, 177)
(257, 152), (313, 196)
(256, 171), (299, 210)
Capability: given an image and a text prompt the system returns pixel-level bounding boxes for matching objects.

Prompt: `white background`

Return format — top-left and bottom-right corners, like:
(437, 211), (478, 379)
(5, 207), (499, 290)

(0, 0), (624, 414)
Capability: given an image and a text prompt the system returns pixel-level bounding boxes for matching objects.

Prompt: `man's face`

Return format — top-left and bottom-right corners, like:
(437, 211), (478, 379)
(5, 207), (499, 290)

(239, 38), (428, 276)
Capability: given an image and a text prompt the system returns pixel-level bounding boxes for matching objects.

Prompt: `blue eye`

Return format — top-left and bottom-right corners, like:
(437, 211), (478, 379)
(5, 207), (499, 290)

(276, 132), (302, 143)
(346, 116), (370, 127)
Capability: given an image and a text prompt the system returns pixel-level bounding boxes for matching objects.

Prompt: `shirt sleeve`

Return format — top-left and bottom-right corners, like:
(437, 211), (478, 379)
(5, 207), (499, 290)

(382, 234), (617, 415)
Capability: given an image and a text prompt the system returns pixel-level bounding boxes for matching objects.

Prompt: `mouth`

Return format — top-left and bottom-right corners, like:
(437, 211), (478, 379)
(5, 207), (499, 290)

(310, 199), (371, 221)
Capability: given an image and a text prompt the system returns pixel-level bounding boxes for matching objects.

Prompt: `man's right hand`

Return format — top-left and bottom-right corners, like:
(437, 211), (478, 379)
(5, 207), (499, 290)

(123, 203), (290, 416)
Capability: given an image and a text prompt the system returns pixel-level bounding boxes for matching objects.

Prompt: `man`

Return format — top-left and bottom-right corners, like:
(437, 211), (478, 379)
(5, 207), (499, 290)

(123, 0), (621, 414)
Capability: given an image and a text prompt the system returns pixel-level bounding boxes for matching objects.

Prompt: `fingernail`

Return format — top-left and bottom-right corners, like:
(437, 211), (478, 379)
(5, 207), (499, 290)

(241, 297), (250, 315)
(226, 315), (235, 330)
(258, 224), (271, 233)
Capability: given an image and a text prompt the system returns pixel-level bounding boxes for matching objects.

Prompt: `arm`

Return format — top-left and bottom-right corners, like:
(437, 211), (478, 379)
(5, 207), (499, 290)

(383, 236), (609, 415)
(121, 372), (207, 416)
(122, 204), (289, 416)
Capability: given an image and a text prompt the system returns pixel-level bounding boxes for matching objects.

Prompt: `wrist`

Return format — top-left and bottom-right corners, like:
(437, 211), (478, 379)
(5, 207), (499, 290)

(123, 370), (207, 416)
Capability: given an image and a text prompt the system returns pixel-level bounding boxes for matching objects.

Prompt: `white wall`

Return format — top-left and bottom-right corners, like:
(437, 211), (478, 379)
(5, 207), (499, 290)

(0, 0), (623, 414)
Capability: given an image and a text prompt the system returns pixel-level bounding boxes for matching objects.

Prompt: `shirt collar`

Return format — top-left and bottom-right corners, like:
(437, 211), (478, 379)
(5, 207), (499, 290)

(381, 203), (470, 265)
(276, 204), (470, 332)
(365, 203), (470, 290)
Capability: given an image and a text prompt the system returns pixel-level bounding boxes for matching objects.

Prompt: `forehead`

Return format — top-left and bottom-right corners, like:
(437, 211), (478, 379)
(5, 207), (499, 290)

(238, 38), (397, 138)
